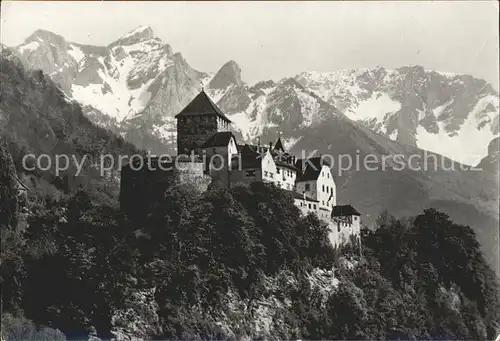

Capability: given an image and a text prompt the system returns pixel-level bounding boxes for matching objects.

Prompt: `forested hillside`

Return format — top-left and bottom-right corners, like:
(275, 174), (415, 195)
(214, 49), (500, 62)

(0, 45), (139, 203)
(2, 168), (499, 339)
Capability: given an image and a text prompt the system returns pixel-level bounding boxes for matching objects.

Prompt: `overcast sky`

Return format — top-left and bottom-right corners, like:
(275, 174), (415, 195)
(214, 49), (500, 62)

(1, 1), (498, 88)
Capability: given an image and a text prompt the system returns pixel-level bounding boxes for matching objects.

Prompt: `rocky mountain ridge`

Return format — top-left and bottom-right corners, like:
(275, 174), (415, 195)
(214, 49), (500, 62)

(295, 68), (499, 166)
(12, 26), (207, 152)
(11, 27), (499, 165)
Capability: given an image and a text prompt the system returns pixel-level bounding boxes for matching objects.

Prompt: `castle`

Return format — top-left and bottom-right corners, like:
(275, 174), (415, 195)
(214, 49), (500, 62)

(120, 90), (361, 248)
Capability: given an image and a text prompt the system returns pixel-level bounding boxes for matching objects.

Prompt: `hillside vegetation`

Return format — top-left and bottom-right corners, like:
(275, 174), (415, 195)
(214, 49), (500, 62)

(1, 165), (499, 340)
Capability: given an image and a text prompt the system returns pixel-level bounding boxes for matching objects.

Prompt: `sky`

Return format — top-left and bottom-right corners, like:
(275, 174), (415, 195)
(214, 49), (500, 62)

(1, 1), (499, 88)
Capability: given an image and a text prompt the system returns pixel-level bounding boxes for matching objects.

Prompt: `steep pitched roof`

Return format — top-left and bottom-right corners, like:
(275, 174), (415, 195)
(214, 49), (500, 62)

(274, 137), (285, 152)
(332, 205), (361, 217)
(295, 157), (330, 182)
(235, 144), (264, 169)
(201, 131), (237, 148)
(174, 90), (232, 123)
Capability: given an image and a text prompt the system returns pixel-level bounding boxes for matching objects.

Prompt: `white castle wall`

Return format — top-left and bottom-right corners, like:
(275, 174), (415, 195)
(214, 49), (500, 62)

(328, 217), (361, 248)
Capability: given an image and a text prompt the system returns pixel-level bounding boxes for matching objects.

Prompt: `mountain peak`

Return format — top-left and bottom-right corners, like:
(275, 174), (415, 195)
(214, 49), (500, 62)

(110, 26), (155, 47)
(208, 60), (243, 89)
(25, 29), (66, 46)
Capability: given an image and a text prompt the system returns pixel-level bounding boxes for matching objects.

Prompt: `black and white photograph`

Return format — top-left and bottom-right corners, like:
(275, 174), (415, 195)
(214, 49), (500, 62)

(0, 1), (499, 340)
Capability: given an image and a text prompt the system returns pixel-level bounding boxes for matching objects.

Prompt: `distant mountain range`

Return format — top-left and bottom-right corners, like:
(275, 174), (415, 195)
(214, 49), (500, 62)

(11, 26), (499, 167)
(4, 27), (499, 271)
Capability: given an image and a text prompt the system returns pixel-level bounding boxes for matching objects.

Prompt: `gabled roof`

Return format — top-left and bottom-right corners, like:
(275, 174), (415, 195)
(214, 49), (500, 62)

(332, 205), (361, 217)
(175, 90), (232, 123)
(234, 144), (264, 169)
(295, 157), (330, 182)
(201, 131), (237, 148)
(274, 137), (285, 152)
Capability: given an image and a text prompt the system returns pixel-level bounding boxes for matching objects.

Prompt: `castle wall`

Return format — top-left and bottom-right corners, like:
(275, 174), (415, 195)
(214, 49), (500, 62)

(296, 180), (318, 201)
(261, 151), (278, 185)
(177, 115), (218, 154)
(275, 165), (297, 190)
(328, 216), (361, 248)
(217, 117), (231, 132)
(294, 197), (319, 216)
(229, 168), (263, 188)
(295, 165), (336, 210)
(120, 160), (209, 219)
(202, 138), (238, 188)
(315, 165), (336, 209)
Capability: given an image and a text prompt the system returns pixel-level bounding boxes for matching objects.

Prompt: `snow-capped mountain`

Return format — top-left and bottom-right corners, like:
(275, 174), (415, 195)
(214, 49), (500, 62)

(204, 61), (341, 148)
(15, 26), (204, 122)
(295, 67), (499, 165)
(13, 26), (208, 152)
(12, 27), (499, 165)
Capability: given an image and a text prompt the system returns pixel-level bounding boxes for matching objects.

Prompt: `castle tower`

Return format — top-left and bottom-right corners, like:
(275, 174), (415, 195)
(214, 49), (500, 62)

(175, 90), (232, 154)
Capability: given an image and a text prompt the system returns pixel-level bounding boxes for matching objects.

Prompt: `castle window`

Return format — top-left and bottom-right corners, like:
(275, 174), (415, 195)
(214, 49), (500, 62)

(305, 183), (310, 191)
(246, 170), (256, 177)
(322, 184), (325, 192)
(313, 204), (317, 209)
(308, 203), (311, 209)
(264, 171), (268, 177)
(277, 168), (280, 174)
(354, 216), (357, 221)
(331, 187), (333, 194)
(269, 173), (273, 178)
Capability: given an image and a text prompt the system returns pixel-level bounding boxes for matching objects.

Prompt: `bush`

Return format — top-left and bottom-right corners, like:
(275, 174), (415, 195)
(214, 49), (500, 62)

(1, 313), (66, 341)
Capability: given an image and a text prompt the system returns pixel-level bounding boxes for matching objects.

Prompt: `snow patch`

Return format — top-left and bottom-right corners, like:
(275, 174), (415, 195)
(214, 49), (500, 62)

(348, 91), (401, 122)
(432, 100), (454, 118)
(284, 136), (301, 150)
(121, 26), (152, 40)
(416, 95), (499, 165)
(228, 94), (270, 141)
(388, 129), (398, 141)
(68, 44), (85, 63)
(70, 38), (172, 121)
(18, 42), (40, 54)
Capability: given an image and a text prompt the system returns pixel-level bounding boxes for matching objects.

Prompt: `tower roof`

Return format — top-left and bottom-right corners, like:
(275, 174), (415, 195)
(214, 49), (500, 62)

(332, 205), (361, 217)
(295, 157), (330, 181)
(201, 131), (237, 148)
(175, 90), (232, 123)
(274, 136), (285, 152)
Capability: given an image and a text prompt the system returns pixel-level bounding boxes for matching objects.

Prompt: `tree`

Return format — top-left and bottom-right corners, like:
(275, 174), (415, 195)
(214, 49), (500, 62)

(0, 139), (18, 229)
